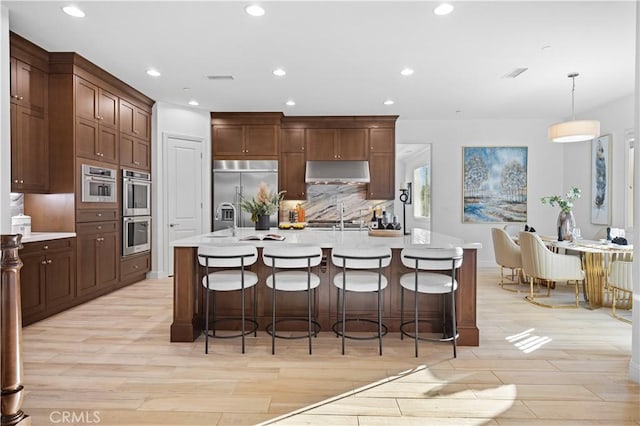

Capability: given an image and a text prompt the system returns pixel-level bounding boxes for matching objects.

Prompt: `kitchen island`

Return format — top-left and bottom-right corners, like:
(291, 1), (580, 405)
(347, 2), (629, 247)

(171, 228), (482, 346)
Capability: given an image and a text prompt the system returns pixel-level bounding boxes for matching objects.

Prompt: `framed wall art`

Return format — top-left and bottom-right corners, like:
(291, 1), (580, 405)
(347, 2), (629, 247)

(591, 134), (612, 225)
(463, 146), (528, 223)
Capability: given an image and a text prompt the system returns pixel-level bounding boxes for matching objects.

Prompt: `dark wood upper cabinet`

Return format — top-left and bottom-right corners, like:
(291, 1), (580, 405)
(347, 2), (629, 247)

(280, 151), (306, 200)
(281, 128), (305, 152)
(305, 129), (337, 160)
(211, 113), (282, 159)
(10, 34), (50, 193)
(305, 128), (367, 160)
(368, 152), (395, 200)
(120, 99), (150, 140)
(120, 133), (150, 171)
(11, 57), (47, 113)
(369, 128), (395, 153)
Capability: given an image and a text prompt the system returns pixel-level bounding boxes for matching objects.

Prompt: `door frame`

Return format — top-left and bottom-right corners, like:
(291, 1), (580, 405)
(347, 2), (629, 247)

(152, 132), (209, 278)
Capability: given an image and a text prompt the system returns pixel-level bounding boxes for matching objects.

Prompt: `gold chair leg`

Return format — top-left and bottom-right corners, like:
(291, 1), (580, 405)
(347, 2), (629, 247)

(611, 287), (632, 324)
(498, 267), (536, 293)
(525, 278), (579, 309)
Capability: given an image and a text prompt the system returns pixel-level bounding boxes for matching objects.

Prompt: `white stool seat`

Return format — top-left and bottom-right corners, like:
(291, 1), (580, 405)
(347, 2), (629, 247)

(334, 271), (388, 292)
(202, 271), (258, 292)
(400, 271), (457, 294)
(266, 271), (320, 291)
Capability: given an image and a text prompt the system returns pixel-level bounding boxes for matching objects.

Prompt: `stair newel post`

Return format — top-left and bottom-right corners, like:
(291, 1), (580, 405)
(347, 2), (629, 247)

(1, 234), (30, 426)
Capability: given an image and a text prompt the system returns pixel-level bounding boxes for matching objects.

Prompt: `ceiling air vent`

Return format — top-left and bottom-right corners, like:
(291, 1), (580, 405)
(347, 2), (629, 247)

(207, 75), (234, 80)
(502, 67), (528, 79)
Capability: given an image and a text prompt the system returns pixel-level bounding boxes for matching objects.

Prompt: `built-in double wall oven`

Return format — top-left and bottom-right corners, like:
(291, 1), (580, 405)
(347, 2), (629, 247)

(122, 169), (151, 256)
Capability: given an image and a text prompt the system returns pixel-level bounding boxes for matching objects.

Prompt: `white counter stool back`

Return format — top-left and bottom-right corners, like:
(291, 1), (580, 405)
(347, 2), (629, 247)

(331, 246), (392, 355)
(400, 246), (463, 358)
(263, 245), (323, 355)
(198, 244), (259, 354)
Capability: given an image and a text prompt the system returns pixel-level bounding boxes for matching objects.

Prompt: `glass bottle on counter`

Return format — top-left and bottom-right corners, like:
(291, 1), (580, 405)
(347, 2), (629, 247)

(370, 209), (378, 229)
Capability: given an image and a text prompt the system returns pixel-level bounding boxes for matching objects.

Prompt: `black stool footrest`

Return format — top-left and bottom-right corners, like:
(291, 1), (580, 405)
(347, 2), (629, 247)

(266, 318), (321, 340)
(332, 318), (388, 340)
(400, 320), (458, 342)
(206, 317), (259, 339)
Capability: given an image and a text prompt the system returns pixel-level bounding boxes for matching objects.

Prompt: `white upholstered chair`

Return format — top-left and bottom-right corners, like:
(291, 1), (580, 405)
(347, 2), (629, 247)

(608, 260), (632, 323)
(518, 231), (584, 308)
(503, 223), (524, 238)
(491, 227), (525, 291)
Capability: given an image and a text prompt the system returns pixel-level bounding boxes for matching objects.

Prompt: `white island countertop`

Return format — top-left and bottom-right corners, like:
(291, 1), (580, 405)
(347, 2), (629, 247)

(20, 232), (77, 243)
(172, 227), (482, 250)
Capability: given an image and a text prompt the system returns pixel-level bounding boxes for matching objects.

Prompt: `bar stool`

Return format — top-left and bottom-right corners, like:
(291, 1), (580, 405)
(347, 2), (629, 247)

(400, 246), (463, 358)
(331, 246), (392, 355)
(263, 245), (323, 355)
(198, 244), (259, 354)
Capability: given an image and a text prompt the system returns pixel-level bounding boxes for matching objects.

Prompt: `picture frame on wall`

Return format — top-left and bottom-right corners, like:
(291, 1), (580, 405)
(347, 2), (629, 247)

(591, 134), (612, 225)
(462, 146), (528, 223)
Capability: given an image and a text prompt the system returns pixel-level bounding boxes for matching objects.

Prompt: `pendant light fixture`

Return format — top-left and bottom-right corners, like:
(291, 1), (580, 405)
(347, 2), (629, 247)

(548, 73), (600, 143)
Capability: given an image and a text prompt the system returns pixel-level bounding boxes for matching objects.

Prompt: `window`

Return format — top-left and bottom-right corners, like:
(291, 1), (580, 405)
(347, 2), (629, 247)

(413, 165), (430, 219)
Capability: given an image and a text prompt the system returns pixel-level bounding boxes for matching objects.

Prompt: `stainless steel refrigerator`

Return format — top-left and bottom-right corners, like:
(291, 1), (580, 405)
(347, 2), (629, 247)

(213, 160), (279, 231)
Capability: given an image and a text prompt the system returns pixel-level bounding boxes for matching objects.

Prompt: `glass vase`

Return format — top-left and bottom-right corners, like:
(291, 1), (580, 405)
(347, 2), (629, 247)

(557, 210), (575, 241)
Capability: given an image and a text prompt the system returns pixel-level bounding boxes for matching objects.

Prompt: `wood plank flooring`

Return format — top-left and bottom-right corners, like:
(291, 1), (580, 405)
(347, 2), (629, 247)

(20, 268), (639, 425)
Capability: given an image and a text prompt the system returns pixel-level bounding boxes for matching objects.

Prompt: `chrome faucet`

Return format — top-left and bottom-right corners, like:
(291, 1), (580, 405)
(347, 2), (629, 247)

(215, 202), (237, 236)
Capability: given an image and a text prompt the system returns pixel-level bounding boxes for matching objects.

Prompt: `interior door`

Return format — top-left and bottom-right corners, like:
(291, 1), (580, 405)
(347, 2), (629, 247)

(166, 135), (203, 276)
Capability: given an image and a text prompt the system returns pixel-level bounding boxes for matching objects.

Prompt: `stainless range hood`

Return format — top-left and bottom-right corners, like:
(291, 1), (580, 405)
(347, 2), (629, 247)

(305, 160), (370, 184)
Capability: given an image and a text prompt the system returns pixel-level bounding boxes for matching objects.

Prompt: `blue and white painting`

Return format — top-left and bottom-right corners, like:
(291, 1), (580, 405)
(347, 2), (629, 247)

(463, 146), (528, 223)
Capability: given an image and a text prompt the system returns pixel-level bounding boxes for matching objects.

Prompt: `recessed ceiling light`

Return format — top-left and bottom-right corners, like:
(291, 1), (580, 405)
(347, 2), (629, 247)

(245, 5), (265, 17)
(62, 5), (85, 18)
(285, 100), (296, 106)
(146, 69), (161, 77)
(383, 99), (395, 105)
(188, 100), (199, 106)
(273, 68), (286, 77)
(400, 68), (414, 76)
(434, 3), (454, 16)
(183, 87), (191, 91)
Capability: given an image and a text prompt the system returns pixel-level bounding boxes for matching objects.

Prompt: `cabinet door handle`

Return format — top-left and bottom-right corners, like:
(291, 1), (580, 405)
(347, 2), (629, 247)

(18, 96), (24, 100)
(97, 213), (102, 217)
(19, 180), (24, 184)
(97, 225), (103, 230)
(133, 265), (139, 269)
(13, 179), (18, 184)
(47, 259), (52, 264)
(43, 245), (49, 250)
(134, 161), (140, 165)
(41, 260), (47, 265)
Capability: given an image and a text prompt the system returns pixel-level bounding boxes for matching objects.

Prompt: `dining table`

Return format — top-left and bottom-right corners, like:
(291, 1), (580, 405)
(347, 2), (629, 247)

(541, 236), (633, 309)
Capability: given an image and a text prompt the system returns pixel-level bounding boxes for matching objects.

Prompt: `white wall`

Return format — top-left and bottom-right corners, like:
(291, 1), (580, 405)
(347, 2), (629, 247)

(151, 102), (211, 278)
(1, 7), (10, 233)
(395, 118), (565, 266)
(563, 95), (635, 240)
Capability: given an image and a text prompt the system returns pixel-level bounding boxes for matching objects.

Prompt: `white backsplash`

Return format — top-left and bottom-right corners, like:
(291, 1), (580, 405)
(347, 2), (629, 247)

(280, 184), (393, 223)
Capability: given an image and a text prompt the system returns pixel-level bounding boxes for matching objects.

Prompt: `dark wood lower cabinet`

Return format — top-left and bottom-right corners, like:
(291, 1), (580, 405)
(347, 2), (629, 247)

(20, 238), (76, 326)
(119, 252), (151, 287)
(76, 221), (119, 299)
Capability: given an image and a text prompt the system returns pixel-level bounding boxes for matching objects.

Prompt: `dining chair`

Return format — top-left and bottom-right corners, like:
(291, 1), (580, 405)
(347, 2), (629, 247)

(608, 260), (632, 323)
(491, 227), (526, 291)
(519, 231), (584, 308)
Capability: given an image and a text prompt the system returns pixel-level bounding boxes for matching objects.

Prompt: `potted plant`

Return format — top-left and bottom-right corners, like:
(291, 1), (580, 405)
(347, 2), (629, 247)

(540, 186), (581, 241)
(240, 182), (285, 230)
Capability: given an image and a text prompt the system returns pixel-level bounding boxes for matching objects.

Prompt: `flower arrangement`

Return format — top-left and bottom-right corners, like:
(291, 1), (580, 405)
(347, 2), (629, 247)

(540, 187), (581, 213)
(239, 182), (285, 222)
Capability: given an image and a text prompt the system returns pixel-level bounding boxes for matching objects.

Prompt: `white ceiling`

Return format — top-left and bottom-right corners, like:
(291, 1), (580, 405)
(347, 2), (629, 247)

(4, 1), (636, 121)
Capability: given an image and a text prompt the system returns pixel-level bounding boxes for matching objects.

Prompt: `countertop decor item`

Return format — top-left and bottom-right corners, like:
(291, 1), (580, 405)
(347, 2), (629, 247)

(240, 182), (285, 230)
(541, 187), (581, 241)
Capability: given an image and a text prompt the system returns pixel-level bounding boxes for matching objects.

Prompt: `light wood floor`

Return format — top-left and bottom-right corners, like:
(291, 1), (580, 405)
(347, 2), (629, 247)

(20, 268), (639, 425)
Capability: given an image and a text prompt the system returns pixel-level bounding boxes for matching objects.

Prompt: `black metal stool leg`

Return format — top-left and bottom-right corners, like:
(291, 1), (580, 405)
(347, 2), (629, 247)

(400, 287), (404, 340)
